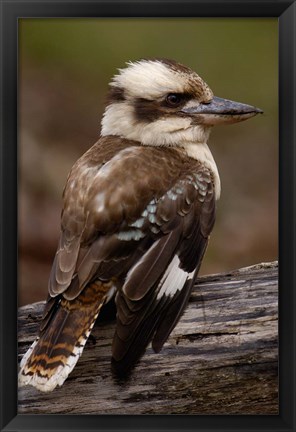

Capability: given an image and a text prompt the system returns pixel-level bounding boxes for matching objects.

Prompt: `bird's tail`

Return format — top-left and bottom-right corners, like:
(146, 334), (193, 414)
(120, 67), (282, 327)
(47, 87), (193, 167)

(18, 281), (111, 392)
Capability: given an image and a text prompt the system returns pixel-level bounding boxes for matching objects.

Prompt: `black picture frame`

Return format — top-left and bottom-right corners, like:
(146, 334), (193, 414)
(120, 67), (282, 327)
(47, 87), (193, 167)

(0, 1), (295, 431)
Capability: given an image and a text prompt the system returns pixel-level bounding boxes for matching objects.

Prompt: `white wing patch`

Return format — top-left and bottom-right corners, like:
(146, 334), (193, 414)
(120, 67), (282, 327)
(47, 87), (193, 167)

(157, 255), (194, 300)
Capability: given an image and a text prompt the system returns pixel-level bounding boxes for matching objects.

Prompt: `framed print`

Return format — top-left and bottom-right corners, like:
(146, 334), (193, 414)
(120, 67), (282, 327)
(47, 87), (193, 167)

(0, 1), (295, 431)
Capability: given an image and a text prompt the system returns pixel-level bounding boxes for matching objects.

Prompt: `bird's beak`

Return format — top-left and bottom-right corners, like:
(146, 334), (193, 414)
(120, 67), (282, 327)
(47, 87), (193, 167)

(181, 96), (263, 125)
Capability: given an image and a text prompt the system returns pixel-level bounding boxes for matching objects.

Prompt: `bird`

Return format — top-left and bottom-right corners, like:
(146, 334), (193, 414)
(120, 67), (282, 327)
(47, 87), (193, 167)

(19, 58), (262, 392)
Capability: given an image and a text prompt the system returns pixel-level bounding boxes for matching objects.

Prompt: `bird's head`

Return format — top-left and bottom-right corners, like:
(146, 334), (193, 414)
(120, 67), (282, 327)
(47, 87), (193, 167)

(101, 59), (262, 147)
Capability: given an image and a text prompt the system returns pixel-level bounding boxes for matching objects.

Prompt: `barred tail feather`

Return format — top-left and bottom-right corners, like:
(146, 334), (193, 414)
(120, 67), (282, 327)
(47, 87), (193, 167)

(18, 282), (111, 392)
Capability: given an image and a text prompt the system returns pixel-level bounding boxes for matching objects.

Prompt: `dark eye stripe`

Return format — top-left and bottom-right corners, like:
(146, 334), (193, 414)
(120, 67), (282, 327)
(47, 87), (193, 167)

(133, 94), (192, 123)
(106, 86), (125, 105)
(134, 98), (163, 122)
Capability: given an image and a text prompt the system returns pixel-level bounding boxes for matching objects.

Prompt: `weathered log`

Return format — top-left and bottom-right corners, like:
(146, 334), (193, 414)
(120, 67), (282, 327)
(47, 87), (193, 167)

(18, 261), (278, 415)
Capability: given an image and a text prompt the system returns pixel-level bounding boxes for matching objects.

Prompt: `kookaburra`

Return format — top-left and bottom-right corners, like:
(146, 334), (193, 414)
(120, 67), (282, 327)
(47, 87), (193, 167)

(19, 58), (262, 392)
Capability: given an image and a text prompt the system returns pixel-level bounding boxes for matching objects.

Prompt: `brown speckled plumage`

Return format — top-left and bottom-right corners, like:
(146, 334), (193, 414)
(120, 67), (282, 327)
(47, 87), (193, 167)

(19, 136), (215, 389)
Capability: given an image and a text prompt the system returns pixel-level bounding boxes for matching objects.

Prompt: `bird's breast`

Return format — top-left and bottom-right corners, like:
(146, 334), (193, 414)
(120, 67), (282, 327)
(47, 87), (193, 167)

(179, 142), (221, 200)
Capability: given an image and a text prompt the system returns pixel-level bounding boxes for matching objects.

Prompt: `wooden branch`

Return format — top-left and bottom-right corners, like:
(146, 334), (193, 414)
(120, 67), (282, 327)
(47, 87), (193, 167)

(18, 261), (278, 415)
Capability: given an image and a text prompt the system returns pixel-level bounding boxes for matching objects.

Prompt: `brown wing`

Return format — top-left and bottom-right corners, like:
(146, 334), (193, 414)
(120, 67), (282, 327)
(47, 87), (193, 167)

(112, 162), (216, 375)
(48, 136), (141, 298)
(45, 137), (189, 322)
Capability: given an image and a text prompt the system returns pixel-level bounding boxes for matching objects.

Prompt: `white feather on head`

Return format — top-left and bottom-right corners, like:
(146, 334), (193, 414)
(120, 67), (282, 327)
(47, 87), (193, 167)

(110, 59), (213, 100)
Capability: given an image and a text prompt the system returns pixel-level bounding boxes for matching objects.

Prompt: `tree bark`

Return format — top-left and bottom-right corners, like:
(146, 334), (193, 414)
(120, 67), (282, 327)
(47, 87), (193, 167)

(18, 261), (278, 415)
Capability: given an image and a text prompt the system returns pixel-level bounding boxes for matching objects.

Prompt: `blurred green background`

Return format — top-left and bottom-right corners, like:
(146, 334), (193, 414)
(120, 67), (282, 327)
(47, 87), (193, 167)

(18, 18), (278, 306)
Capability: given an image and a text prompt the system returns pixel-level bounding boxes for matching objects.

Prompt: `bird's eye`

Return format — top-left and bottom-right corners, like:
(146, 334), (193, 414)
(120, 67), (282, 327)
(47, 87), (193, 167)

(166, 93), (182, 107)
